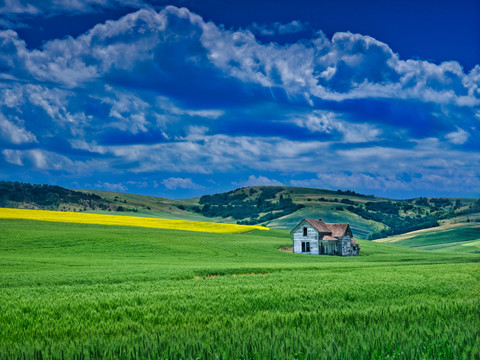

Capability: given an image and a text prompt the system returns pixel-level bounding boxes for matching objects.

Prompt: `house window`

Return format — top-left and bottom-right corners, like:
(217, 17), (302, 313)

(302, 241), (310, 253)
(303, 227), (308, 236)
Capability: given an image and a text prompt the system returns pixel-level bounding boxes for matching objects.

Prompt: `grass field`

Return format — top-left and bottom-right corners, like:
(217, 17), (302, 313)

(375, 222), (480, 254)
(0, 218), (479, 359)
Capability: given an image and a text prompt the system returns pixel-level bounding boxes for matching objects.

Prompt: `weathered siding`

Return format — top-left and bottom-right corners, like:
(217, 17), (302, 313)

(351, 243), (360, 256)
(292, 221), (319, 254)
(339, 236), (352, 256)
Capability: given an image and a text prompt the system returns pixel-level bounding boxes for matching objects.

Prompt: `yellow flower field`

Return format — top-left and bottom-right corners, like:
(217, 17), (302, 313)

(0, 208), (268, 234)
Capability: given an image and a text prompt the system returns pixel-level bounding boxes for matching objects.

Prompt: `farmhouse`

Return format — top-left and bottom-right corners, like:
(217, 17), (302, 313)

(291, 219), (359, 256)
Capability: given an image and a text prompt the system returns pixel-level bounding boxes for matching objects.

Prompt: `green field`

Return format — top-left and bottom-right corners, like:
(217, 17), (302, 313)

(1, 219), (479, 359)
(375, 222), (480, 253)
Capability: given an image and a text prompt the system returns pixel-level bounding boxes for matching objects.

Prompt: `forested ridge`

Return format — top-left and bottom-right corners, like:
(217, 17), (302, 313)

(194, 187), (304, 225)
(0, 181), (109, 211)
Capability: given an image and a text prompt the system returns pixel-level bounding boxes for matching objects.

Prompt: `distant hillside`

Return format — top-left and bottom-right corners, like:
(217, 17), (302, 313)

(180, 186), (478, 239)
(1, 181), (478, 239)
(0, 181), (189, 215)
(0, 181), (109, 212)
(374, 223), (480, 254)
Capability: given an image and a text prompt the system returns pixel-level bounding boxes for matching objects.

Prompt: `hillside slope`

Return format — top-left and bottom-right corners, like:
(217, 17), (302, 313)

(374, 222), (480, 254)
(1, 181), (479, 239)
(184, 186), (480, 239)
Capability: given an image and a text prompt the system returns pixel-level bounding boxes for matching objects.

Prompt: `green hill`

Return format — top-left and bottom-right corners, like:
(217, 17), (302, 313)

(375, 222), (480, 254)
(182, 186), (480, 240)
(1, 181), (479, 239)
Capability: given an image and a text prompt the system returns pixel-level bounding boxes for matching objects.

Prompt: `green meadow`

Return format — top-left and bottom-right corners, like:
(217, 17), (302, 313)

(1, 219), (479, 359)
(375, 222), (480, 253)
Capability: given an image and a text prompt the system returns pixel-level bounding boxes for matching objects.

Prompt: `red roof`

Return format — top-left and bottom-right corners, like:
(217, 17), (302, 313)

(304, 219), (352, 240)
(304, 219), (331, 233)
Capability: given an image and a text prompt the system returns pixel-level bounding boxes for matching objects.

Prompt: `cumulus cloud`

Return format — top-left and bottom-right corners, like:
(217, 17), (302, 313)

(202, 21), (479, 106)
(0, 6), (479, 196)
(162, 177), (204, 190)
(2, 5), (478, 107)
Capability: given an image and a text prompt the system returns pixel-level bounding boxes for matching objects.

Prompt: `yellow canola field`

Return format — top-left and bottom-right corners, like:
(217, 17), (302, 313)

(0, 208), (268, 234)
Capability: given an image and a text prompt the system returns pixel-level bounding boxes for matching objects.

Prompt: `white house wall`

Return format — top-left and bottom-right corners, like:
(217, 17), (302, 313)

(292, 221), (319, 255)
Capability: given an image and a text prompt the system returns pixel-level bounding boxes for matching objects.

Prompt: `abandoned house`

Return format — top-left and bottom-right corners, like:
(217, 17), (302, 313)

(290, 219), (359, 256)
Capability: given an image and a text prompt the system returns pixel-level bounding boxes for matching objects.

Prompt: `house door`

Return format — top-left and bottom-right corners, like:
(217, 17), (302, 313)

(320, 243), (324, 255)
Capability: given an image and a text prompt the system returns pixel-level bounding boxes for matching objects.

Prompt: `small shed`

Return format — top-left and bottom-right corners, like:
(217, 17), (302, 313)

(290, 219), (359, 256)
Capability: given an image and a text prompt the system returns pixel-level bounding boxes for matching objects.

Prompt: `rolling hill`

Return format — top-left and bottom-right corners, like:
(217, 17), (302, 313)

(374, 222), (480, 254)
(1, 181), (479, 239)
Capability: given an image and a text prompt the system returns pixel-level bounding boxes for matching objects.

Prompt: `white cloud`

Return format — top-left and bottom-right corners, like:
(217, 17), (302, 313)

(290, 167), (480, 194)
(0, 0), (147, 17)
(445, 127), (470, 145)
(73, 135), (330, 174)
(0, 0), (40, 15)
(240, 175), (283, 187)
(1, 5), (477, 108)
(202, 20), (479, 106)
(0, 6), (479, 196)
(2, 148), (105, 173)
(2, 148), (24, 165)
(95, 182), (127, 192)
(0, 113), (37, 144)
(100, 86), (150, 134)
(25, 85), (87, 131)
(292, 110), (381, 143)
(156, 97), (224, 119)
(162, 177), (204, 190)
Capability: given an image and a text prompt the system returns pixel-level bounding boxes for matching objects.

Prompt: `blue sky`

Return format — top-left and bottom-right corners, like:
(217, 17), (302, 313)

(0, 0), (479, 199)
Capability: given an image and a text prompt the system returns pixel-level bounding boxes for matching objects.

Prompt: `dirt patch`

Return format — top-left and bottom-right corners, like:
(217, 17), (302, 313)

(279, 246), (293, 252)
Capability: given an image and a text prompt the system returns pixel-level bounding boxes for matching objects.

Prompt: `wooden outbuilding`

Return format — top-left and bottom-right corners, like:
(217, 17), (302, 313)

(290, 219), (359, 256)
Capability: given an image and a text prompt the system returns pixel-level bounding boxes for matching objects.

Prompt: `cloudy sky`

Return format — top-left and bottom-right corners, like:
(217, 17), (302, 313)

(0, 0), (479, 199)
